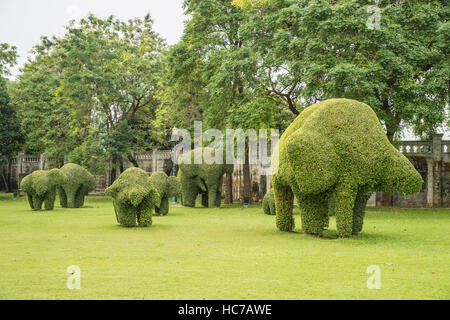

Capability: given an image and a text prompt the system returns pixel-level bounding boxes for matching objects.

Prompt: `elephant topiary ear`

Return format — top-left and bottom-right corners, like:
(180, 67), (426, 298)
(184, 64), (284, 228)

(128, 187), (148, 207)
(20, 174), (33, 193)
(167, 176), (181, 198)
(104, 184), (116, 197)
(48, 168), (67, 186)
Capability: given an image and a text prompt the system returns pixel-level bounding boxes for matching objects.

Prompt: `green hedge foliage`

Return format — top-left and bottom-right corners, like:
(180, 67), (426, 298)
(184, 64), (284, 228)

(262, 189), (275, 215)
(149, 172), (181, 216)
(178, 147), (234, 208)
(20, 169), (65, 211)
(58, 163), (96, 208)
(272, 98), (423, 237)
(105, 167), (160, 227)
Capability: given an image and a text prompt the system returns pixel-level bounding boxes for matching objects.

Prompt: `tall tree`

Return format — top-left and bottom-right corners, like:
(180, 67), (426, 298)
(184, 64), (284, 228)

(12, 38), (74, 166)
(237, 0), (449, 140)
(0, 44), (24, 191)
(56, 15), (165, 182)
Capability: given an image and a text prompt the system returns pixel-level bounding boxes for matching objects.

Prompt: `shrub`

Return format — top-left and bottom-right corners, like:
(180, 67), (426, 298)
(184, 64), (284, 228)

(272, 98), (423, 237)
(149, 172), (181, 215)
(178, 147), (234, 207)
(105, 167), (159, 227)
(20, 169), (65, 211)
(58, 163), (96, 208)
(262, 189), (275, 215)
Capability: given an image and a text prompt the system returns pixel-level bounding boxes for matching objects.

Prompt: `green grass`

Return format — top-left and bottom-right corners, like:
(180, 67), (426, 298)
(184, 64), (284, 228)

(0, 193), (449, 300)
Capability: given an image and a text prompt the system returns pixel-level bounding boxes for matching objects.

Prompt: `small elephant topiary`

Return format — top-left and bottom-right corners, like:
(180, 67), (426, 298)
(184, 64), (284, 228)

(105, 167), (160, 227)
(149, 172), (181, 216)
(20, 169), (66, 211)
(272, 98), (423, 237)
(262, 189), (275, 215)
(178, 147), (234, 208)
(58, 163), (96, 208)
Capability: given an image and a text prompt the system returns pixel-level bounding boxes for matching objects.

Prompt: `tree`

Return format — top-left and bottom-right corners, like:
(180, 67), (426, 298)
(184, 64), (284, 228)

(0, 43), (24, 192)
(15, 15), (165, 181)
(55, 15), (165, 182)
(237, 0), (449, 141)
(12, 38), (75, 166)
(161, 0), (282, 203)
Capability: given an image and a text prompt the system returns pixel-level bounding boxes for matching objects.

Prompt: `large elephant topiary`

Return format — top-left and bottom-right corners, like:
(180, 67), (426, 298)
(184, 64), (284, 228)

(58, 163), (96, 208)
(262, 189), (275, 215)
(178, 147), (234, 208)
(20, 169), (66, 211)
(272, 98), (423, 237)
(105, 167), (160, 227)
(149, 172), (181, 216)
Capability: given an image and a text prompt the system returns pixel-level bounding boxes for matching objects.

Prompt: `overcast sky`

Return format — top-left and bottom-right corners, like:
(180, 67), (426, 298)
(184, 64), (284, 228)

(0, 0), (186, 78)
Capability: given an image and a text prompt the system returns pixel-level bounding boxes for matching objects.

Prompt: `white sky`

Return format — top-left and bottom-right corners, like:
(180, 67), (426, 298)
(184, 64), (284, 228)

(0, 0), (186, 78)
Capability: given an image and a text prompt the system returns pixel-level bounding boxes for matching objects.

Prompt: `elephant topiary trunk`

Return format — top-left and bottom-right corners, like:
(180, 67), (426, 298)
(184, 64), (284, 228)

(177, 147), (234, 208)
(149, 172), (181, 216)
(20, 168), (66, 211)
(105, 167), (160, 227)
(58, 163), (96, 208)
(272, 98), (423, 237)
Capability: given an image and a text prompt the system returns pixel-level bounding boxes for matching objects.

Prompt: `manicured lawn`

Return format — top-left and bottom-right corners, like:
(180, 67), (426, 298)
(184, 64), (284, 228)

(0, 193), (448, 300)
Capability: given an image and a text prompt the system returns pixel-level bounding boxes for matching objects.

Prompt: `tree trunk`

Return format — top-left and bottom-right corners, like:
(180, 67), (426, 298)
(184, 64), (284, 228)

(243, 151), (252, 204)
(7, 158), (12, 191)
(127, 154), (139, 168)
(380, 192), (393, 207)
(224, 173), (233, 204)
(110, 155), (119, 185)
(1, 172), (9, 192)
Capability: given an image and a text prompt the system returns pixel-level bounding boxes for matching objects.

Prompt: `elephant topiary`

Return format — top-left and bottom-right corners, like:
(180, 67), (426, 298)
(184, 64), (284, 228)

(262, 189), (275, 215)
(58, 163), (96, 208)
(105, 167), (160, 227)
(20, 169), (66, 211)
(178, 147), (234, 208)
(149, 172), (181, 216)
(272, 98), (423, 237)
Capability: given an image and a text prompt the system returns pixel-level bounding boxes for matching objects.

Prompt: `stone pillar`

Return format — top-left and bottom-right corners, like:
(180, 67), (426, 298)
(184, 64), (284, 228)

(16, 153), (24, 190)
(432, 134), (443, 207)
(426, 158), (434, 208)
(266, 174), (272, 192)
(39, 154), (45, 170)
(152, 148), (158, 173)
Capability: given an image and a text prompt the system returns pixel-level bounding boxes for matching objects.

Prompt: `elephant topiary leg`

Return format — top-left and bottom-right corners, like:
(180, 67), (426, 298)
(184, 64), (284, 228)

(32, 195), (44, 211)
(157, 196), (169, 215)
(116, 201), (138, 227)
(74, 186), (85, 208)
(274, 179), (295, 232)
(44, 188), (56, 210)
(58, 187), (68, 208)
(298, 193), (329, 236)
(201, 191), (208, 207)
(352, 188), (372, 235)
(112, 200), (120, 223)
(137, 197), (153, 227)
(215, 190), (222, 207)
(62, 187), (77, 208)
(27, 194), (34, 209)
(207, 186), (218, 208)
(333, 182), (357, 237)
(182, 188), (197, 207)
